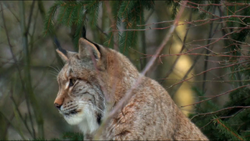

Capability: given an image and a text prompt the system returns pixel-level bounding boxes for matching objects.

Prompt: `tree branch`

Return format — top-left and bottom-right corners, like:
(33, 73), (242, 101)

(94, 0), (188, 139)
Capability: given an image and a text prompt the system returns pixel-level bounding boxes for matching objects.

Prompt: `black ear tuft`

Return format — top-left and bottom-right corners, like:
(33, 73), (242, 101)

(82, 26), (86, 39)
(54, 36), (67, 56)
(54, 37), (76, 62)
(80, 26), (101, 55)
(78, 38), (101, 60)
(58, 47), (67, 57)
(56, 49), (68, 62)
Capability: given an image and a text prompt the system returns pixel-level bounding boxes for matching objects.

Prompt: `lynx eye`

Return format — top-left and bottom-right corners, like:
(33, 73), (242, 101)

(69, 78), (76, 87)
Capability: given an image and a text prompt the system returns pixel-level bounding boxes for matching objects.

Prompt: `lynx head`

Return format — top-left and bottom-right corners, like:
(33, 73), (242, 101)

(54, 38), (107, 134)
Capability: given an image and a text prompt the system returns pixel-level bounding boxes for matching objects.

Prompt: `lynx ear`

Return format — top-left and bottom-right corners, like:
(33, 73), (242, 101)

(56, 48), (76, 63)
(78, 38), (101, 60)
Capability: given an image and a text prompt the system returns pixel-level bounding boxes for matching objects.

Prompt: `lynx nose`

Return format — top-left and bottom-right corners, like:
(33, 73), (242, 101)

(54, 103), (62, 109)
(54, 96), (64, 110)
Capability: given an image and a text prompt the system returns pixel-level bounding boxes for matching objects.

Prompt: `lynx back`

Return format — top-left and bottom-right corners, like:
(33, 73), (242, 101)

(54, 38), (208, 140)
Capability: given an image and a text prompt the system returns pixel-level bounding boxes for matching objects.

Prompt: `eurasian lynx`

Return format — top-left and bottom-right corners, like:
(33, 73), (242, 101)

(54, 38), (208, 140)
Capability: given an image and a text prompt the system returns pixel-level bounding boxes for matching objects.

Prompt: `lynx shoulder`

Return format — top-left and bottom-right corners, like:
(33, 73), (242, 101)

(54, 38), (208, 140)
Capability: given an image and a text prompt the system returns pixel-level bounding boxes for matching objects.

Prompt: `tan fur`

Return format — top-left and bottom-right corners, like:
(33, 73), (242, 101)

(54, 38), (208, 140)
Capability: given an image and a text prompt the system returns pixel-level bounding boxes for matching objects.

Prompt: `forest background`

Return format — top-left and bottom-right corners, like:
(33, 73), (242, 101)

(0, 0), (250, 140)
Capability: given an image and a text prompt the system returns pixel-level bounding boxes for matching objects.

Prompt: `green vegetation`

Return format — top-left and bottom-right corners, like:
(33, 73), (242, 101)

(0, 0), (250, 140)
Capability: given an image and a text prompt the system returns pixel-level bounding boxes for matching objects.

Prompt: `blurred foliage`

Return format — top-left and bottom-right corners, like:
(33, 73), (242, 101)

(44, 0), (154, 69)
(1, 0), (250, 140)
(51, 132), (83, 141)
(190, 2), (250, 140)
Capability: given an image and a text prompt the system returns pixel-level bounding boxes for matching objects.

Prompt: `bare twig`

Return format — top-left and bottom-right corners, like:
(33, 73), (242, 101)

(94, 0), (188, 139)
(26, 0), (35, 36)
(104, 1), (118, 50)
(20, 1), (44, 138)
(170, 49), (203, 96)
(1, 3), (23, 83)
(180, 84), (250, 108)
(111, 0), (187, 119)
(191, 106), (250, 120)
(201, 109), (246, 130)
(10, 95), (33, 138)
(0, 111), (26, 140)
(114, 15), (250, 32)
(1, 3), (37, 138)
(202, 6), (216, 93)
(168, 61), (249, 89)
(188, 1), (250, 7)
(161, 12), (192, 82)
(219, 2), (244, 87)
(216, 118), (244, 141)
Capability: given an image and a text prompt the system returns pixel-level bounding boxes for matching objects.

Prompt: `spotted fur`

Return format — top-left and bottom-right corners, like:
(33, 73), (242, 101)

(54, 38), (208, 140)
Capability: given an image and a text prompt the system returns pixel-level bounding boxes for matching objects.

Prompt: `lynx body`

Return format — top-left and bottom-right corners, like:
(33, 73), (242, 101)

(54, 38), (208, 140)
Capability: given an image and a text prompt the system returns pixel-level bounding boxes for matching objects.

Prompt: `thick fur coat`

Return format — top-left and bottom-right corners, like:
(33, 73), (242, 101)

(54, 38), (208, 140)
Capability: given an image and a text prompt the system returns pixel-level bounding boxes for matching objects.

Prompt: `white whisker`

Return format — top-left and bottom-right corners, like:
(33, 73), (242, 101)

(77, 101), (89, 105)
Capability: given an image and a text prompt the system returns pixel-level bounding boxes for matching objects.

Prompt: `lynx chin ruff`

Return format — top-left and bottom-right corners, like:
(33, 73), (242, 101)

(54, 38), (208, 140)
